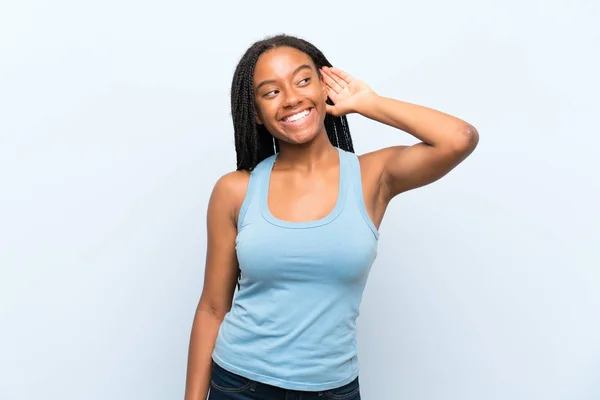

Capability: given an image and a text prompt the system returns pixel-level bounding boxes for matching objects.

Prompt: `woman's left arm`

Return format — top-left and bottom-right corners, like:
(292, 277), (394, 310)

(321, 66), (479, 202)
(355, 94), (479, 201)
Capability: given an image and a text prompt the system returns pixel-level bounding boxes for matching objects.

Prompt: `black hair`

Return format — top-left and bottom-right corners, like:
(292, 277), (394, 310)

(230, 34), (355, 290)
(230, 33), (355, 171)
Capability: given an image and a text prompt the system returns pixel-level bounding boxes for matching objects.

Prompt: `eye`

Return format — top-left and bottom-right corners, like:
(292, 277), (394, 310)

(299, 77), (311, 85)
(263, 89), (279, 98)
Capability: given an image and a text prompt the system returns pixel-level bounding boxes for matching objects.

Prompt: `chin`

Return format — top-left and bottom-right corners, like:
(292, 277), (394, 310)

(276, 130), (320, 146)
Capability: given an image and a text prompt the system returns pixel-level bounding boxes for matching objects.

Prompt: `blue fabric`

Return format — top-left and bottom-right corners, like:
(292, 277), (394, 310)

(212, 147), (378, 391)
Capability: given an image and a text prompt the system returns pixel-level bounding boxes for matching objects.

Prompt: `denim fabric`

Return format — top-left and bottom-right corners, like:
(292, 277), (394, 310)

(208, 361), (360, 400)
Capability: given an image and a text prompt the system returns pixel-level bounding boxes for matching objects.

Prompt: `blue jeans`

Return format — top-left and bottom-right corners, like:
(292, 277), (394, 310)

(208, 361), (361, 400)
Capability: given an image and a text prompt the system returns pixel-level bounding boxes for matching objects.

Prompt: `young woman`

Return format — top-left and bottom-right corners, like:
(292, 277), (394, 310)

(185, 34), (479, 400)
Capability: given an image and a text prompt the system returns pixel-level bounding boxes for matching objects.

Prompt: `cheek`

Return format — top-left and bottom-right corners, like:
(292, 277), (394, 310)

(253, 103), (267, 125)
(311, 85), (328, 105)
(255, 100), (276, 120)
(255, 103), (283, 133)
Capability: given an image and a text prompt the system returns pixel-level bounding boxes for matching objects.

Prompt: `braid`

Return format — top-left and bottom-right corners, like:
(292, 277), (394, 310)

(230, 34), (355, 288)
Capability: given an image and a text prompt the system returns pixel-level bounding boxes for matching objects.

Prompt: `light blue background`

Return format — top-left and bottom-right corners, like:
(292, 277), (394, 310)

(1, 1), (598, 399)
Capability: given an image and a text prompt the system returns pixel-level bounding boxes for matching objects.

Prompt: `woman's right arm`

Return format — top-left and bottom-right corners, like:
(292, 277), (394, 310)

(184, 172), (248, 400)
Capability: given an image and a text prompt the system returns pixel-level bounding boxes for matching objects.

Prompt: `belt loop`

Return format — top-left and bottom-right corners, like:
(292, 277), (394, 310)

(250, 381), (257, 392)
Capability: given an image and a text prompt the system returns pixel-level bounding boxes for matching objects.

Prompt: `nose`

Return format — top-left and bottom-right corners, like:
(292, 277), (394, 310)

(282, 86), (301, 108)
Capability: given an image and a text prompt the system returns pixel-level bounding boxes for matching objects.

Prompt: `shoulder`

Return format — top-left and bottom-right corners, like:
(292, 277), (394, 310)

(211, 154), (275, 203)
(357, 146), (409, 181)
(209, 170), (251, 225)
(211, 169), (251, 204)
(357, 148), (397, 183)
(356, 147), (410, 208)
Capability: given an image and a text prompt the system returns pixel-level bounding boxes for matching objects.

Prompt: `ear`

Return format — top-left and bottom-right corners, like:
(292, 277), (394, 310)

(255, 112), (263, 125)
(319, 71), (328, 101)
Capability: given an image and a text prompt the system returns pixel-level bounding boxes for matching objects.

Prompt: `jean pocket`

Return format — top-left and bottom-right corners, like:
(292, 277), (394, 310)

(210, 362), (252, 393)
(324, 377), (360, 399)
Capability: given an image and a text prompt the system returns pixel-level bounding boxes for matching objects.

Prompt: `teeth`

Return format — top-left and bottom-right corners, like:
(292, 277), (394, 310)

(284, 109), (310, 122)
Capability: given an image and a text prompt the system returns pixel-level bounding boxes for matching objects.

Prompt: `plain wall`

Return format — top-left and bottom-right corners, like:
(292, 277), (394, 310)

(1, 0), (598, 399)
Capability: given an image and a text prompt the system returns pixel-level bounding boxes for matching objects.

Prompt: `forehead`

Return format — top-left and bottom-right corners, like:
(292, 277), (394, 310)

(253, 46), (315, 84)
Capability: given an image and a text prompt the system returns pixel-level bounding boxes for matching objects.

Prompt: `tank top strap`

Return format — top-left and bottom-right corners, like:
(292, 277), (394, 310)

(237, 154), (277, 230)
(342, 150), (380, 240)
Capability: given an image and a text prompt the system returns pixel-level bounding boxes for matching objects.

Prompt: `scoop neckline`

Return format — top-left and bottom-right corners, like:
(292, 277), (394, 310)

(260, 147), (346, 229)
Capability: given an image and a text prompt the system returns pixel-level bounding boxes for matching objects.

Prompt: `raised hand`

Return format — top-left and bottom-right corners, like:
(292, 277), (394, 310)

(320, 66), (376, 116)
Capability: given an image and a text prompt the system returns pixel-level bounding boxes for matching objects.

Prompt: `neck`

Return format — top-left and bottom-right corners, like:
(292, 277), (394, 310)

(275, 131), (338, 171)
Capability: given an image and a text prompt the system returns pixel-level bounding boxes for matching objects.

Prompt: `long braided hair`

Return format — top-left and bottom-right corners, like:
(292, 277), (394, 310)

(230, 34), (355, 290)
(230, 33), (355, 171)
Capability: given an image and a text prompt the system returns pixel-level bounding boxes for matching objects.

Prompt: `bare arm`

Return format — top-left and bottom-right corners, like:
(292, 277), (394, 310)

(184, 171), (248, 400)
(356, 95), (479, 202)
(321, 67), (479, 204)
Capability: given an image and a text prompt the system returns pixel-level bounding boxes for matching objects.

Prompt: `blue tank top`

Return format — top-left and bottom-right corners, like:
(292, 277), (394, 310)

(211, 147), (379, 391)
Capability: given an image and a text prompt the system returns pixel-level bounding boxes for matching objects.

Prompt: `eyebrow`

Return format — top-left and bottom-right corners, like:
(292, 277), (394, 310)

(255, 64), (314, 92)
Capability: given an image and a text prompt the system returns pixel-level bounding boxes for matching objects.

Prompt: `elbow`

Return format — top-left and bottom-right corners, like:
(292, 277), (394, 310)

(451, 124), (479, 154)
(197, 297), (230, 321)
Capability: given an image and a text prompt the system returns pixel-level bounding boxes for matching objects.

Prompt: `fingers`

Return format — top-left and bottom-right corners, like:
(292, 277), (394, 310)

(322, 66), (353, 85)
(325, 86), (338, 104)
(321, 68), (343, 94)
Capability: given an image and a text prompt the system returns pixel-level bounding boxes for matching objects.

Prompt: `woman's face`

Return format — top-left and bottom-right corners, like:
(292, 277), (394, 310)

(252, 46), (328, 145)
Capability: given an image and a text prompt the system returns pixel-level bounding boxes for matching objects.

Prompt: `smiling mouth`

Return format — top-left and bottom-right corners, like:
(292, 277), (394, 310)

(281, 108), (312, 123)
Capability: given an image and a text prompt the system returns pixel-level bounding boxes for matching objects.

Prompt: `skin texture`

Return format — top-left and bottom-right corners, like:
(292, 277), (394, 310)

(184, 46), (479, 400)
